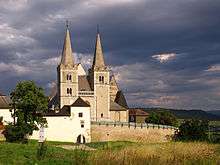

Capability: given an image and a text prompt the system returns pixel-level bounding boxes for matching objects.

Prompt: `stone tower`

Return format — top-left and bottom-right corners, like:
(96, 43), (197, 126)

(57, 26), (78, 108)
(89, 31), (110, 120)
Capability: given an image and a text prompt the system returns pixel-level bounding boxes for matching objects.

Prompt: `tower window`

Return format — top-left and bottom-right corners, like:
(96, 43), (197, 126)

(99, 76), (104, 83)
(67, 74), (72, 80)
(101, 113), (103, 118)
(67, 88), (72, 95)
(67, 88), (69, 94)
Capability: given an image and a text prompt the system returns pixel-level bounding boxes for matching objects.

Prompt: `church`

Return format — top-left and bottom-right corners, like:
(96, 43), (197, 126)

(49, 25), (129, 122)
(0, 25), (129, 143)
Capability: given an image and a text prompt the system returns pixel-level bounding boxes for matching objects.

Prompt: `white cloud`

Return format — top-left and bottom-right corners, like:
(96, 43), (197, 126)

(0, 62), (30, 75)
(84, 0), (136, 7)
(205, 64), (220, 72)
(140, 95), (180, 106)
(0, 0), (28, 11)
(47, 81), (56, 89)
(43, 56), (61, 66)
(152, 53), (176, 63)
(0, 23), (36, 46)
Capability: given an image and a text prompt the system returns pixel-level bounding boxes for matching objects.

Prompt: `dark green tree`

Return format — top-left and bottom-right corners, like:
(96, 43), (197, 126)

(174, 119), (209, 141)
(4, 81), (48, 143)
(0, 116), (3, 130)
(146, 111), (178, 127)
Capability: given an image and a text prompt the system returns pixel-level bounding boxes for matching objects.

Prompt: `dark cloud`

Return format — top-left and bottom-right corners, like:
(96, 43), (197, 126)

(0, 0), (220, 110)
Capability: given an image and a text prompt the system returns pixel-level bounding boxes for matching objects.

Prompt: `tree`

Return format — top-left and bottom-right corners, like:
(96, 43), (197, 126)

(0, 116), (4, 130)
(4, 81), (48, 143)
(174, 119), (209, 141)
(146, 111), (178, 127)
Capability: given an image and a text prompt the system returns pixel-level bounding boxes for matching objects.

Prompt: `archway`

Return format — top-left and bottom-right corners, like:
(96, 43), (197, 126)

(76, 134), (86, 144)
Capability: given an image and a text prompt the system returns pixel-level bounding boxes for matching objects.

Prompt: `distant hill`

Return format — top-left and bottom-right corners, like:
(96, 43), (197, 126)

(207, 110), (220, 117)
(137, 108), (220, 121)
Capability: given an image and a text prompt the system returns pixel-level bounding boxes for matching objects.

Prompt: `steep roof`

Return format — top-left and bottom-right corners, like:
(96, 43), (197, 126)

(129, 109), (149, 116)
(78, 76), (92, 91)
(71, 97), (90, 107)
(0, 95), (11, 109)
(45, 105), (71, 117)
(92, 32), (106, 70)
(110, 100), (127, 111)
(115, 91), (128, 108)
(60, 27), (74, 66)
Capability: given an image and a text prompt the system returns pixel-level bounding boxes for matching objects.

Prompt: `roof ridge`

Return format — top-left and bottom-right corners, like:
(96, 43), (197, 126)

(71, 97), (90, 107)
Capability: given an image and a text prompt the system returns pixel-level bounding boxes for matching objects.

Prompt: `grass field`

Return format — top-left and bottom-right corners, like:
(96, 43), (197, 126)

(209, 120), (220, 127)
(0, 140), (219, 165)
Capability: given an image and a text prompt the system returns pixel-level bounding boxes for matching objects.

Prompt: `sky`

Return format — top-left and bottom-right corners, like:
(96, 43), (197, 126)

(0, 0), (220, 110)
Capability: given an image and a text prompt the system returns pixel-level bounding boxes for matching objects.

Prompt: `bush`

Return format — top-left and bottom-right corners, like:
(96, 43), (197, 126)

(146, 111), (178, 127)
(0, 116), (4, 130)
(174, 119), (209, 141)
(3, 123), (33, 143)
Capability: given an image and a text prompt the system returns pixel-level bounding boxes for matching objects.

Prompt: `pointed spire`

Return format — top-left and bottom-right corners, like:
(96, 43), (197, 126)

(92, 26), (105, 70)
(60, 21), (74, 66)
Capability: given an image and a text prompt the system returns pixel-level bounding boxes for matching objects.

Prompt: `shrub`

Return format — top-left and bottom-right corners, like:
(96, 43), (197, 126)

(174, 119), (209, 141)
(0, 116), (3, 123)
(3, 123), (33, 143)
(0, 116), (4, 130)
(146, 111), (178, 127)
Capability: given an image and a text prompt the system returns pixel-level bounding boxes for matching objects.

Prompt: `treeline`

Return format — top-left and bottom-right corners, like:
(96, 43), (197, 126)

(140, 107), (220, 120)
(145, 111), (219, 143)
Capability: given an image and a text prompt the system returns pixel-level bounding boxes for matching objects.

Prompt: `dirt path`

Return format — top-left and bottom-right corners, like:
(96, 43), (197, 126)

(57, 144), (96, 151)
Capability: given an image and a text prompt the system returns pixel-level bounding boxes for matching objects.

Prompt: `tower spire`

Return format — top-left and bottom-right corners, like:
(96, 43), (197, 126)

(60, 21), (74, 66)
(92, 26), (105, 70)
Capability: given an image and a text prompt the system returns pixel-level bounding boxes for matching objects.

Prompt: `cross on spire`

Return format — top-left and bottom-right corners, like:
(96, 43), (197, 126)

(97, 24), (99, 34)
(66, 20), (69, 29)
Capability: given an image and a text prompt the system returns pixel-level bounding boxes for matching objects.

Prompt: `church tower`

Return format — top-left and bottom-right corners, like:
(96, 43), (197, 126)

(89, 30), (110, 120)
(57, 25), (78, 108)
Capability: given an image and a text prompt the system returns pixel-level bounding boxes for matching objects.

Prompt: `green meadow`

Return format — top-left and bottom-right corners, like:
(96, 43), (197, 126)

(0, 140), (219, 165)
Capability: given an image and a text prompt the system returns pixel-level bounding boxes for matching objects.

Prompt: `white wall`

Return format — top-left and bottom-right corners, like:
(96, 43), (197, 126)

(31, 106), (91, 143)
(0, 109), (13, 124)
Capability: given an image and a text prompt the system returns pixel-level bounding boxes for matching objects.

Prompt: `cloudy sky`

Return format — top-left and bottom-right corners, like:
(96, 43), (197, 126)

(0, 0), (220, 110)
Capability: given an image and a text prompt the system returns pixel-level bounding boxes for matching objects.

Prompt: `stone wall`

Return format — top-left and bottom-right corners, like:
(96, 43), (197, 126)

(91, 123), (176, 143)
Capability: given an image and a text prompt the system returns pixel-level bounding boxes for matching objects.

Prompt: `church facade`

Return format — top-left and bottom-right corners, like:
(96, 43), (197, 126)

(50, 26), (129, 122)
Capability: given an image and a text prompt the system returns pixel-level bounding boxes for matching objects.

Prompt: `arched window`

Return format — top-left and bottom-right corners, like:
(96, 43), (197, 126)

(69, 88), (72, 95)
(101, 113), (103, 118)
(67, 74), (72, 80)
(99, 76), (104, 83)
(67, 88), (69, 94)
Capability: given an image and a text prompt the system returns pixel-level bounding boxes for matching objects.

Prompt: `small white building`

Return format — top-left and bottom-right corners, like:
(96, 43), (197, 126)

(0, 93), (13, 125)
(31, 97), (91, 143)
(0, 94), (91, 143)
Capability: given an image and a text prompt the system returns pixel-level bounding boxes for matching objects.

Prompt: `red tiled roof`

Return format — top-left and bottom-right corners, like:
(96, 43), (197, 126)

(129, 109), (149, 116)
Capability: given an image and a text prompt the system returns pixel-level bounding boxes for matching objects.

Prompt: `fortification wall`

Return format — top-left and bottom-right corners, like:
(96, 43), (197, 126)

(91, 122), (176, 143)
